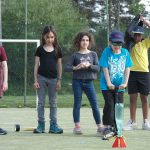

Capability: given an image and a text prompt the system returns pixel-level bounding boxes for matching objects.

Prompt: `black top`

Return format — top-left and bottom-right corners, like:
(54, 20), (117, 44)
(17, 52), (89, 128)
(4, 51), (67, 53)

(35, 46), (62, 79)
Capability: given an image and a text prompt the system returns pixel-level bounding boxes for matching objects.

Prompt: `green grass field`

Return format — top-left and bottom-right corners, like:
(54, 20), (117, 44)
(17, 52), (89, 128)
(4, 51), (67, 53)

(1, 92), (149, 108)
(0, 108), (150, 150)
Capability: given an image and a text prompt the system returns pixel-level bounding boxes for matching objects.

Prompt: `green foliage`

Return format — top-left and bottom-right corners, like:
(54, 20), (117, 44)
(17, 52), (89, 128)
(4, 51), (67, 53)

(1, 0), (88, 96)
(2, 0), (88, 46)
(1, 0), (149, 97)
(27, 0), (89, 45)
(128, 3), (145, 16)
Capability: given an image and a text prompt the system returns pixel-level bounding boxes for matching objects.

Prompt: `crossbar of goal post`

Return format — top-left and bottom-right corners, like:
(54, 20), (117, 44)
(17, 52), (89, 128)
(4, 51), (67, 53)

(0, 39), (40, 108)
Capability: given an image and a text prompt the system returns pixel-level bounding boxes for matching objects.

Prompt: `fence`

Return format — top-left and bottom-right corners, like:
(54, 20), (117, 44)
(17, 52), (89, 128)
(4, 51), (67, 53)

(0, 39), (40, 106)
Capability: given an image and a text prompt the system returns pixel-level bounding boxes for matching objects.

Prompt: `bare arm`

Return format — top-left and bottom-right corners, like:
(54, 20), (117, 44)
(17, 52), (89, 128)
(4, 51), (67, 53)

(2, 61), (8, 91)
(140, 16), (150, 28)
(56, 58), (62, 91)
(119, 68), (130, 90)
(57, 58), (62, 80)
(34, 56), (40, 89)
(103, 67), (114, 90)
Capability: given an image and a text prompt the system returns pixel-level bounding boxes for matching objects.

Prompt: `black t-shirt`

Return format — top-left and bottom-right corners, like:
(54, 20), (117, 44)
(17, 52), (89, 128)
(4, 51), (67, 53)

(35, 46), (62, 79)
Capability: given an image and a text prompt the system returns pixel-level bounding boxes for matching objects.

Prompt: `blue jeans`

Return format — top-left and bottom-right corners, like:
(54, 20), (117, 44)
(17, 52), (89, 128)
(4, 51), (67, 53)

(72, 79), (101, 125)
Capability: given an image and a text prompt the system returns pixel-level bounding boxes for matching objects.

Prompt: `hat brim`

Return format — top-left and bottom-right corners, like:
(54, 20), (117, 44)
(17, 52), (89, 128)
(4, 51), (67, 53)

(132, 31), (144, 34)
(111, 39), (124, 43)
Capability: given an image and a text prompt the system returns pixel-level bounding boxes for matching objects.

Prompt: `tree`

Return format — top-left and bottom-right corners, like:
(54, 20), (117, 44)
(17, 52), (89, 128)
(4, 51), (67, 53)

(1, 0), (88, 95)
(2, 0), (88, 49)
(73, 0), (105, 31)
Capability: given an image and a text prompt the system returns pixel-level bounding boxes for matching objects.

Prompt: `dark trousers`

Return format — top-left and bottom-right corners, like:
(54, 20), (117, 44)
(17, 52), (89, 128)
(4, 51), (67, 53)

(102, 90), (123, 126)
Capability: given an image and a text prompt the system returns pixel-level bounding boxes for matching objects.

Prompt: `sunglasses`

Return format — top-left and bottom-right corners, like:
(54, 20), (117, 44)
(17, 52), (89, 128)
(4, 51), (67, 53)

(111, 42), (122, 46)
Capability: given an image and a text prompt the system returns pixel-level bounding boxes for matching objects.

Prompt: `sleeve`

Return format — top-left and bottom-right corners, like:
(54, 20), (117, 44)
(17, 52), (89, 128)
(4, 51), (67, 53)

(143, 38), (150, 49)
(35, 46), (41, 57)
(124, 15), (141, 51)
(57, 48), (63, 58)
(0, 47), (7, 61)
(89, 52), (99, 72)
(125, 50), (133, 68)
(99, 48), (108, 68)
(64, 53), (75, 72)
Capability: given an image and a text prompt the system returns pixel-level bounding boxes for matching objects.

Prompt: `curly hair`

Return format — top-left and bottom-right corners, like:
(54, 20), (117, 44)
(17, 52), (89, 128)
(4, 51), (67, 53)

(73, 31), (95, 50)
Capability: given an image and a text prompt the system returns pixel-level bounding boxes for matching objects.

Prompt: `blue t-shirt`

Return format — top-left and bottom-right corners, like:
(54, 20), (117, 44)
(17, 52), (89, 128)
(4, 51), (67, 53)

(99, 47), (133, 91)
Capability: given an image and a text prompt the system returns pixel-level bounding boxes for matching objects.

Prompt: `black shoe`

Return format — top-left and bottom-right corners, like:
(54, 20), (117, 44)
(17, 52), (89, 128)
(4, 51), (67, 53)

(0, 128), (7, 135)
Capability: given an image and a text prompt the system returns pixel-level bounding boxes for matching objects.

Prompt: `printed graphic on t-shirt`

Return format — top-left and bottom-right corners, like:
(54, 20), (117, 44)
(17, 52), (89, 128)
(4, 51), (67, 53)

(108, 55), (126, 86)
(80, 56), (91, 64)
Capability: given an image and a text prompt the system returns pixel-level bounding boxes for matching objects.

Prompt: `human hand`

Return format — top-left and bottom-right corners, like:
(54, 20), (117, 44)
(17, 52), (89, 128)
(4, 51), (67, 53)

(2, 82), (8, 92)
(140, 15), (150, 28)
(73, 63), (85, 70)
(55, 80), (61, 91)
(84, 61), (91, 68)
(33, 81), (40, 89)
(107, 83), (115, 90)
(140, 15), (144, 21)
(119, 84), (127, 90)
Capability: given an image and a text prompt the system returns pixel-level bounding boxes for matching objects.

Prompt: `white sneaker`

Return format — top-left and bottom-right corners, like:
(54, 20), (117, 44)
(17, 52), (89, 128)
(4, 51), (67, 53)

(123, 119), (138, 130)
(142, 119), (150, 130)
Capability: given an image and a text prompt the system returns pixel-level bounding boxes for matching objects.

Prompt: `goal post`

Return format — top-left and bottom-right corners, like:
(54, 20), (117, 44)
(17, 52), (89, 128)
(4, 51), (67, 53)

(0, 39), (40, 47)
(0, 39), (40, 107)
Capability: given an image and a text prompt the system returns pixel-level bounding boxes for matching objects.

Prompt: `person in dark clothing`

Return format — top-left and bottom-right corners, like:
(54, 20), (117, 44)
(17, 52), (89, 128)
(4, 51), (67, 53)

(33, 26), (63, 134)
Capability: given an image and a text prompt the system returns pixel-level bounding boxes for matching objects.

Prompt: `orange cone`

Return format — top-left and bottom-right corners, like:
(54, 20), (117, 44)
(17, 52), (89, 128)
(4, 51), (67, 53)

(112, 136), (127, 148)
(112, 137), (119, 148)
(120, 137), (126, 148)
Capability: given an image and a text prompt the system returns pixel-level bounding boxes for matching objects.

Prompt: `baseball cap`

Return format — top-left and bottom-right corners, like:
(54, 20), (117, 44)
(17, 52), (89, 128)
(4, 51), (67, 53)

(109, 30), (124, 43)
(132, 26), (144, 34)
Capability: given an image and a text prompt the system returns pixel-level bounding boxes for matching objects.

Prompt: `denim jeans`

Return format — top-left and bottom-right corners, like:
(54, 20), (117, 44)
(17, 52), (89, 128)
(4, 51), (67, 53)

(37, 75), (57, 123)
(72, 79), (101, 125)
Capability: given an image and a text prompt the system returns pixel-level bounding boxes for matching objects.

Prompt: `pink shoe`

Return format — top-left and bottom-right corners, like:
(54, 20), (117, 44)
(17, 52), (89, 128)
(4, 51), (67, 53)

(73, 127), (82, 134)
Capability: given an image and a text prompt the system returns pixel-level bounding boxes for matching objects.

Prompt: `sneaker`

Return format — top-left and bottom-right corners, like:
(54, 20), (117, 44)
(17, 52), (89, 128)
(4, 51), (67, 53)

(33, 121), (45, 133)
(97, 126), (108, 137)
(49, 123), (63, 134)
(97, 128), (103, 137)
(142, 119), (150, 130)
(0, 128), (7, 135)
(123, 119), (138, 131)
(102, 129), (115, 140)
(73, 127), (82, 134)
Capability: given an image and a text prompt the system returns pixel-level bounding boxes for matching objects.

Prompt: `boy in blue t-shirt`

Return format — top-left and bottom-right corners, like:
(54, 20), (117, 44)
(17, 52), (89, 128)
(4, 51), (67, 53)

(99, 30), (132, 136)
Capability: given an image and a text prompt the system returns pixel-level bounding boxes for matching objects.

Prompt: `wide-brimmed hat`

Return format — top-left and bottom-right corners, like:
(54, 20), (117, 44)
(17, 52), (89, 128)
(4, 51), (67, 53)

(109, 30), (124, 43)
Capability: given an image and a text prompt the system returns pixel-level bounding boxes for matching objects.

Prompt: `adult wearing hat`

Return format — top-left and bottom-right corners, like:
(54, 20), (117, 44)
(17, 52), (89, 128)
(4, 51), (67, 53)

(124, 16), (150, 130)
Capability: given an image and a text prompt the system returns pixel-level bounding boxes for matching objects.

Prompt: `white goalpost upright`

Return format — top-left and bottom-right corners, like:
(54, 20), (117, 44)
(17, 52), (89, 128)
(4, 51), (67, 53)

(0, 39), (40, 107)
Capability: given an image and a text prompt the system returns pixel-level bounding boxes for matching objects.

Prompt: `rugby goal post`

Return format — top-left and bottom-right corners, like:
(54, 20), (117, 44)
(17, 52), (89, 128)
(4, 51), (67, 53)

(0, 39), (40, 108)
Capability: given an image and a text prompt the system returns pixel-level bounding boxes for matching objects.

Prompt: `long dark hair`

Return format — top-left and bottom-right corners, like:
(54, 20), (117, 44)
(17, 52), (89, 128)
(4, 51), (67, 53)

(41, 26), (61, 56)
(73, 31), (95, 50)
